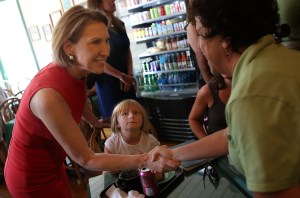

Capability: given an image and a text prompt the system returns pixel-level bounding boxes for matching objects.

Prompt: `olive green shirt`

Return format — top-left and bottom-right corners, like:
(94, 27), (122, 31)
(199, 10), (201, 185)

(226, 35), (300, 192)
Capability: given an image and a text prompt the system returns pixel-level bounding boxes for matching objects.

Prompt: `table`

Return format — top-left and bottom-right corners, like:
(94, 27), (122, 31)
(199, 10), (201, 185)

(88, 158), (253, 198)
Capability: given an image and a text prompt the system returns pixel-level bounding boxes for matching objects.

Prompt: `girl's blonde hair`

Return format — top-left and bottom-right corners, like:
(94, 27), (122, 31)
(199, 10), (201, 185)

(51, 5), (108, 67)
(111, 99), (149, 134)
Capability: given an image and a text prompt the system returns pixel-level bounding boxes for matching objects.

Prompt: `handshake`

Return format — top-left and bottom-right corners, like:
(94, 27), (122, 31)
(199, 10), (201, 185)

(146, 146), (181, 173)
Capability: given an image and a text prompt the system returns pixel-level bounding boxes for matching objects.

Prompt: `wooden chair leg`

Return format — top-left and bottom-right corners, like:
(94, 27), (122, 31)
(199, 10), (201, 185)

(65, 156), (87, 189)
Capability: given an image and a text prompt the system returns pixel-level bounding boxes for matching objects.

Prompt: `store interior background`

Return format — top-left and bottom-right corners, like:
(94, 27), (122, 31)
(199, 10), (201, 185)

(1, 0), (299, 92)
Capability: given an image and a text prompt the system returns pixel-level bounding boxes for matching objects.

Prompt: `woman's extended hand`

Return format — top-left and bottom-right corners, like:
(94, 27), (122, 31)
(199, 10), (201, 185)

(146, 146), (181, 173)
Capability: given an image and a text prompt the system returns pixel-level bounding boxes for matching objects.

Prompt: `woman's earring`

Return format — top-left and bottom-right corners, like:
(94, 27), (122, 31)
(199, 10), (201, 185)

(69, 54), (75, 61)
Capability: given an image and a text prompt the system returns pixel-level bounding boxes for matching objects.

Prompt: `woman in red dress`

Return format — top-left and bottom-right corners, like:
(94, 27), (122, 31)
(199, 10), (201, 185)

(4, 6), (179, 198)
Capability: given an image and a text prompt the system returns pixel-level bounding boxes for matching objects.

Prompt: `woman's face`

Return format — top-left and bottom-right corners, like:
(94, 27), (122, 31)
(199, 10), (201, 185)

(69, 22), (110, 75)
(100, 0), (116, 15)
(195, 17), (228, 75)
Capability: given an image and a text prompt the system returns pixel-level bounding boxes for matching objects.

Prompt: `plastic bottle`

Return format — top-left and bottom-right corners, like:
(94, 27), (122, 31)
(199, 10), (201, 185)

(165, 37), (172, 50)
(151, 23), (157, 36)
(181, 51), (187, 68)
(166, 20), (174, 33)
(159, 55), (165, 71)
(156, 22), (162, 35)
(172, 53), (178, 70)
(143, 75), (149, 92)
(176, 35), (181, 49)
(186, 51), (193, 68)
(168, 53), (173, 70)
(177, 52), (182, 69)
(164, 54), (169, 70)
(153, 7), (159, 18)
(164, 4), (171, 15)
(147, 74), (153, 92)
(161, 20), (168, 35)
(152, 74), (158, 91)
(171, 36), (178, 49)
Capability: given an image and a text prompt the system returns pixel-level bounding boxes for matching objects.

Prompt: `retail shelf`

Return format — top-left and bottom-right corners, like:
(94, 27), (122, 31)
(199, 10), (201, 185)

(131, 12), (186, 28)
(139, 47), (190, 58)
(135, 30), (187, 44)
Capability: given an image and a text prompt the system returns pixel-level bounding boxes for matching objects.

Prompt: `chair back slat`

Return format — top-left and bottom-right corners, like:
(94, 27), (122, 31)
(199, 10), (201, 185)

(0, 97), (21, 123)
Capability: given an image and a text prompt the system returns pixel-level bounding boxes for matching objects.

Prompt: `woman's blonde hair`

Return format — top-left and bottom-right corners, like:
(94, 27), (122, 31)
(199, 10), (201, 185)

(111, 99), (149, 134)
(51, 5), (108, 67)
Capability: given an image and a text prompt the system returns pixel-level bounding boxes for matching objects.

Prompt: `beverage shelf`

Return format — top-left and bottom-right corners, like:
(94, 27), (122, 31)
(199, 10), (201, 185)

(132, 12), (186, 28)
(136, 30), (187, 44)
(139, 87), (198, 99)
(142, 67), (195, 75)
(139, 47), (189, 58)
(127, 0), (177, 12)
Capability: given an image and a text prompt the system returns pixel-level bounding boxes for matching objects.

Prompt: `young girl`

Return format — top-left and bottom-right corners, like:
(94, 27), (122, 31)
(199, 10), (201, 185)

(105, 99), (160, 155)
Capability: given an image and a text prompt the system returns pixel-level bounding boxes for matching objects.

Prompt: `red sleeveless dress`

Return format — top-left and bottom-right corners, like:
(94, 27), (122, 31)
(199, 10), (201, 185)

(4, 63), (86, 197)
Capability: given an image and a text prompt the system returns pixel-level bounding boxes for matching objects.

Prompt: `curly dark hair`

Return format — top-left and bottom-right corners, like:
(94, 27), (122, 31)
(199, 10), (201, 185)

(209, 73), (226, 90)
(191, 0), (280, 53)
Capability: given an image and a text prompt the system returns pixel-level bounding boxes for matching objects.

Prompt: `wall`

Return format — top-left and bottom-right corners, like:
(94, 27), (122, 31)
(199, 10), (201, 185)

(17, 0), (144, 72)
(0, 0), (39, 92)
(277, 0), (300, 40)
(18, 0), (86, 69)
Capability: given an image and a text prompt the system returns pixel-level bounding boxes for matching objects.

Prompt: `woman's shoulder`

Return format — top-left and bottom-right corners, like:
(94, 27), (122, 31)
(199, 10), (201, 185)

(197, 84), (213, 100)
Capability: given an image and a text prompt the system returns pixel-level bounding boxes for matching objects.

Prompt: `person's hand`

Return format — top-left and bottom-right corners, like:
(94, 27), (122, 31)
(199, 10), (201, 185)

(149, 145), (173, 161)
(121, 83), (133, 92)
(90, 119), (105, 129)
(120, 74), (136, 90)
(145, 146), (180, 173)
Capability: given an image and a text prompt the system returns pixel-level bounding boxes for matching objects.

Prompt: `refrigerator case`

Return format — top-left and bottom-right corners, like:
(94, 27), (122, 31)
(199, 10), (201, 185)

(116, 0), (198, 142)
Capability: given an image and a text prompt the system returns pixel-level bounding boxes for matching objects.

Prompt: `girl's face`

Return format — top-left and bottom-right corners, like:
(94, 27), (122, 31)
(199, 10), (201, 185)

(117, 106), (143, 132)
(100, 0), (116, 15)
(195, 17), (228, 75)
(67, 22), (110, 76)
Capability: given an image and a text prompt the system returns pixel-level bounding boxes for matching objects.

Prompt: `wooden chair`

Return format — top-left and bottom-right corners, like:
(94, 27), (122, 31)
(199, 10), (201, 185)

(88, 124), (110, 153)
(14, 90), (25, 99)
(0, 97), (21, 123)
(64, 119), (110, 189)
(0, 97), (20, 176)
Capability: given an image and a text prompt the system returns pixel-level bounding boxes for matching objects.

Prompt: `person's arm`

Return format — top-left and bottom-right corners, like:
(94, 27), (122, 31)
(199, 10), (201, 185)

(81, 99), (103, 128)
(187, 23), (212, 83)
(122, 49), (135, 92)
(149, 129), (228, 163)
(30, 88), (179, 172)
(86, 85), (96, 97)
(188, 85), (211, 139)
(172, 129), (228, 161)
(104, 62), (135, 86)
